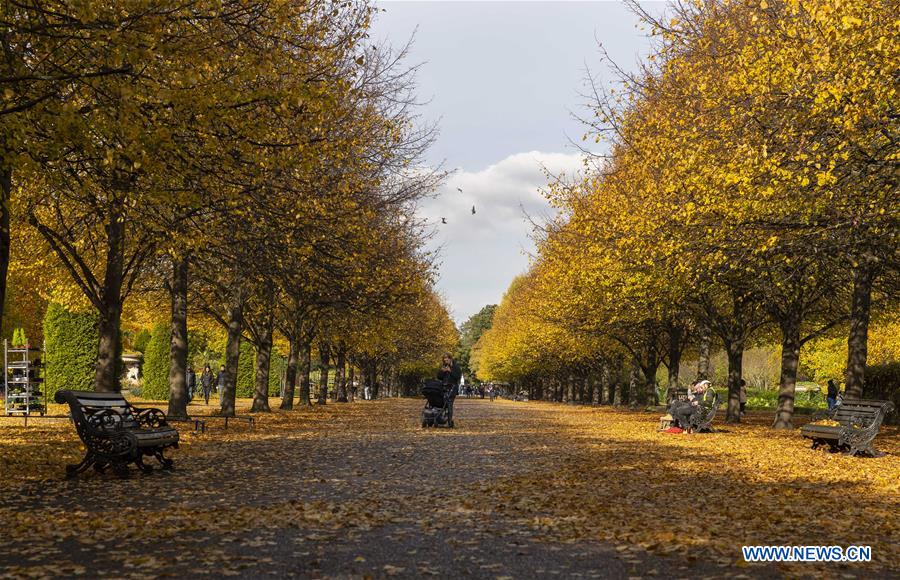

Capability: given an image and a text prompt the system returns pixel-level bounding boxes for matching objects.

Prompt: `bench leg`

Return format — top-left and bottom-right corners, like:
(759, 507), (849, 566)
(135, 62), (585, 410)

(135, 455), (154, 474)
(154, 450), (174, 470)
(66, 452), (97, 478)
(112, 461), (131, 479)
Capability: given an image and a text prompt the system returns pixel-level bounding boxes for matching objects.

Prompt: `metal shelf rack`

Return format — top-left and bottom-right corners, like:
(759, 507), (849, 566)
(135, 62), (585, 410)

(3, 339), (45, 417)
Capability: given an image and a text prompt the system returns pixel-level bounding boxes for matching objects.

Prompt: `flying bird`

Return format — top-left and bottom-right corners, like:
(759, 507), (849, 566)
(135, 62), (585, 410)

(471, 205), (476, 215)
(456, 187), (463, 193)
(441, 217), (447, 224)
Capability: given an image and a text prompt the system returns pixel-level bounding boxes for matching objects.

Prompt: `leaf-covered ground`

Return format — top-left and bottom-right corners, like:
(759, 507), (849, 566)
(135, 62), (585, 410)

(0, 398), (897, 578)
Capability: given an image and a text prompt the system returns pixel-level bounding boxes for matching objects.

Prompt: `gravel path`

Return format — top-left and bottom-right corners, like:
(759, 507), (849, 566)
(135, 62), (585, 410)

(0, 398), (819, 578)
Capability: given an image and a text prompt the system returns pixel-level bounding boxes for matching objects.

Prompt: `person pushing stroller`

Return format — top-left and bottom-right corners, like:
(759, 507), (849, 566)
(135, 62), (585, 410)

(422, 353), (462, 428)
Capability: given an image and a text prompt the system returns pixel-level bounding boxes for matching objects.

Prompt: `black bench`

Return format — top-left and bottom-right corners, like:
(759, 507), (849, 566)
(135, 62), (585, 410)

(55, 390), (180, 478)
(667, 387), (689, 404)
(800, 399), (895, 457)
(688, 389), (719, 432)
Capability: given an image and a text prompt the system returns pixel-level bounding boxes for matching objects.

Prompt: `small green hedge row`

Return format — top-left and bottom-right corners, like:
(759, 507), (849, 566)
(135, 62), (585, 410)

(43, 303), (99, 400)
(141, 322), (171, 400)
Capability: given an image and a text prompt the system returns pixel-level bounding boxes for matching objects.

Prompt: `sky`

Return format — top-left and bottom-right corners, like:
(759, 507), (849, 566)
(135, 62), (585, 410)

(371, 1), (659, 323)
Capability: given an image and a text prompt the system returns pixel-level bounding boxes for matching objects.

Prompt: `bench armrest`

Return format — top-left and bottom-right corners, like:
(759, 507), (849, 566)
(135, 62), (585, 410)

(85, 408), (127, 433)
(133, 407), (170, 429)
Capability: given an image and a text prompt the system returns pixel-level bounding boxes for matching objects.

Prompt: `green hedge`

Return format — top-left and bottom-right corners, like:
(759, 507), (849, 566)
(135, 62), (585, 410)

(269, 350), (285, 396)
(236, 341), (255, 398)
(43, 303), (99, 400)
(141, 322), (170, 401)
(864, 362), (900, 425)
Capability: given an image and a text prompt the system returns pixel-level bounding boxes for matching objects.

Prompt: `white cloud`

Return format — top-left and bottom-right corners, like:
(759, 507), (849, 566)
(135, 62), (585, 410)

(419, 151), (586, 323)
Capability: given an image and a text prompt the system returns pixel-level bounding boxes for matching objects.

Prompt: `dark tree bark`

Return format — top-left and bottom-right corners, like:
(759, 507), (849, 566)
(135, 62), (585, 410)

(696, 324), (711, 381)
(94, 212), (126, 392)
(347, 363), (356, 402)
(642, 359), (659, 406)
(667, 323), (683, 398)
(250, 309), (273, 412)
(0, 168), (10, 327)
(280, 337), (300, 410)
(844, 262), (874, 400)
(628, 367), (640, 405)
(220, 294), (243, 417)
(335, 346), (347, 402)
(599, 364), (610, 405)
(167, 254), (190, 419)
(317, 343), (330, 404)
(298, 341), (312, 406)
(724, 340), (744, 423)
(772, 311), (801, 429)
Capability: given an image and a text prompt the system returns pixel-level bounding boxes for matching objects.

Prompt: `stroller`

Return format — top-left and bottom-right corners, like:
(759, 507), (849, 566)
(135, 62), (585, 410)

(421, 379), (455, 428)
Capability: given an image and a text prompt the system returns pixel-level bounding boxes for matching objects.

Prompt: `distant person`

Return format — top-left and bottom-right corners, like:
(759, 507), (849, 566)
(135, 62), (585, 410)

(200, 364), (215, 405)
(437, 352), (462, 423)
(826, 379), (839, 410)
(216, 367), (227, 400)
(186, 366), (196, 404)
(739, 379), (748, 416)
(437, 353), (462, 395)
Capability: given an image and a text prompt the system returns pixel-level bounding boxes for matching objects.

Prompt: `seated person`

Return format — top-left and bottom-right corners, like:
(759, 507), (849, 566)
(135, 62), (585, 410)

(668, 379), (711, 433)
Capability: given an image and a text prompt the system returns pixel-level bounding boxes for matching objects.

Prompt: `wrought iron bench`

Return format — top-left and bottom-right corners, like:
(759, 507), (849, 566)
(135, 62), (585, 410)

(800, 399), (895, 457)
(55, 390), (180, 478)
(667, 387), (689, 404)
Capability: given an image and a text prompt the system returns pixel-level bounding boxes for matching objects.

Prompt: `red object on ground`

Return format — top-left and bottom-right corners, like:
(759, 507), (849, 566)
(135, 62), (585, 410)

(663, 427), (683, 434)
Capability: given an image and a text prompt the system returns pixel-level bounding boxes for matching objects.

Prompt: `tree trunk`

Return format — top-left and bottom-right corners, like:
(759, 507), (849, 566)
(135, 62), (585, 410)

(844, 262), (874, 400)
(0, 168), (10, 327)
(220, 294), (243, 417)
(298, 341), (312, 406)
(250, 311), (273, 412)
(725, 340), (744, 423)
(667, 324), (683, 400)
(347, 364), (356, 402)
(317, 344), (330, 405)
(280, 337), (300, 410)
(772, 311), (802, 429)
(335, 347), (347, 402)
(643, 359), (660, 406)
(599, 365), (610, 405)
(94, 211), (126, 392)
(628, 366), (640, 405)
(167, 254), (190, 419)
(696, 324), (711, 381)
(613, 379), (622, 406)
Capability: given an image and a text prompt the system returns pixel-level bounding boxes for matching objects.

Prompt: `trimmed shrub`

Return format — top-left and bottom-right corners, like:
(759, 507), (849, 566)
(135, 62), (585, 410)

(268, 350), (285, 396)
(133, 329), (152, 353)
(141, 322), (170, 401)
(236, 341), (256, 398)
(864, 362), (900, 425)
(43, 303), (99, 400)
